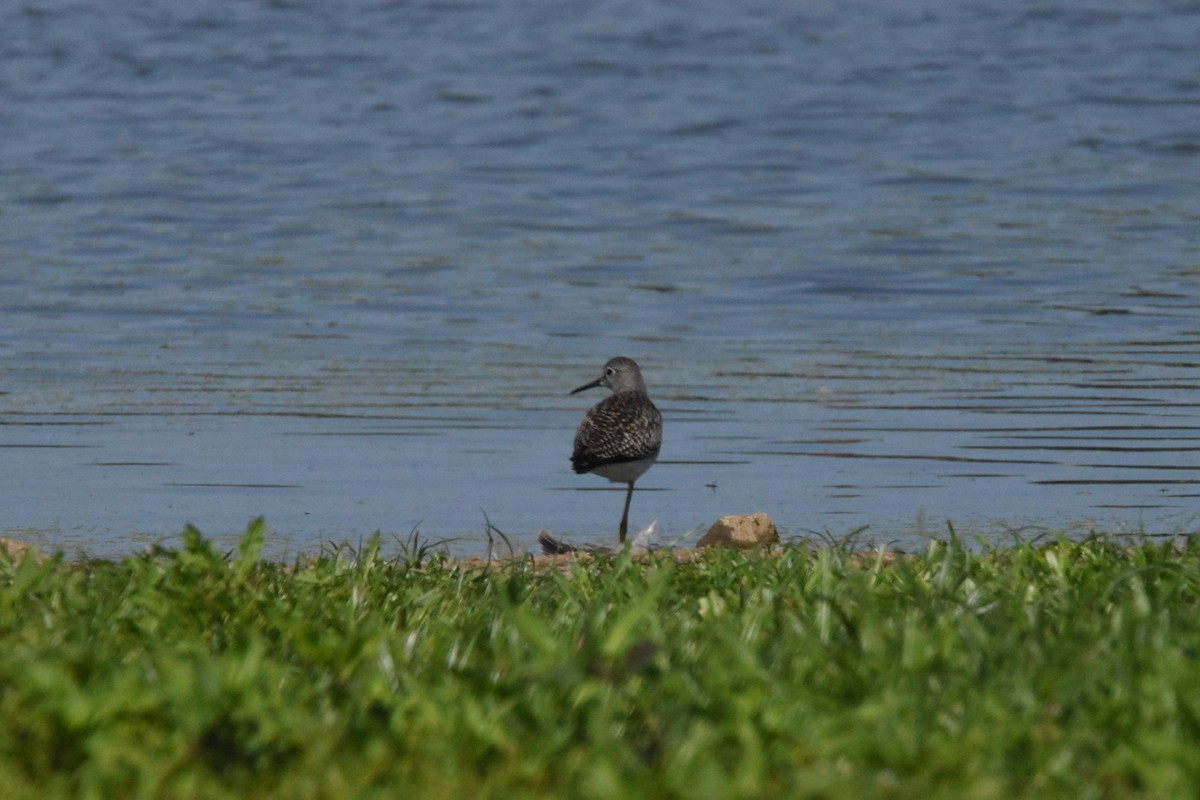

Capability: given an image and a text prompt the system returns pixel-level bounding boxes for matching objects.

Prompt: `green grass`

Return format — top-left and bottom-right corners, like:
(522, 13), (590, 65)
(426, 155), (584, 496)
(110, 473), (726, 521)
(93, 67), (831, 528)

(2, 519), (1200, 799)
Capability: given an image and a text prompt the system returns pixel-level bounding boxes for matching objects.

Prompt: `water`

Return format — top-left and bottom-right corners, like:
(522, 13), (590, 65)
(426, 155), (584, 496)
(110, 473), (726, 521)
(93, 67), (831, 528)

(3, 1), (1200, 558)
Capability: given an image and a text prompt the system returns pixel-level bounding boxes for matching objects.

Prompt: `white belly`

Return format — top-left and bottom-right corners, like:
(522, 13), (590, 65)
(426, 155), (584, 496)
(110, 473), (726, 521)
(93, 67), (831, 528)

(591, 457), (656, 485)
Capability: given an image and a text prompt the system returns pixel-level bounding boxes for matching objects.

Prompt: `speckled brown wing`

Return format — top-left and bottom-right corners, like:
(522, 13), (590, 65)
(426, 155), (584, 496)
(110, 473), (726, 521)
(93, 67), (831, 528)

(571, 392), (663, 474)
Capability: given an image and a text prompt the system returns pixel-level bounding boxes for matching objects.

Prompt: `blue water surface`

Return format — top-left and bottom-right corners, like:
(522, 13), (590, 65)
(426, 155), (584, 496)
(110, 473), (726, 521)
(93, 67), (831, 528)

(2, 1), (1200, 557)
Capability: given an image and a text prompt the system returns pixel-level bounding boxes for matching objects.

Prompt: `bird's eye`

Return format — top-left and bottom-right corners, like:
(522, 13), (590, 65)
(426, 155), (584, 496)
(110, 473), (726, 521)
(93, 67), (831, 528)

(606, 367), (616, 376)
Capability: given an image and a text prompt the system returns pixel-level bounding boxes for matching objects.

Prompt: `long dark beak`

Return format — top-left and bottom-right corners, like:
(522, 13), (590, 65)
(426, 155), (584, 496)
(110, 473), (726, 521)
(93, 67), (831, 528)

(570, 377), (603, 395)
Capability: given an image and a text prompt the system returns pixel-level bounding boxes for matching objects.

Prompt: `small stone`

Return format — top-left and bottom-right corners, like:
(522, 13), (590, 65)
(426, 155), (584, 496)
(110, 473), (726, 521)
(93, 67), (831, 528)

(0, 537), (41, 561)
(697, 513), (779, 549)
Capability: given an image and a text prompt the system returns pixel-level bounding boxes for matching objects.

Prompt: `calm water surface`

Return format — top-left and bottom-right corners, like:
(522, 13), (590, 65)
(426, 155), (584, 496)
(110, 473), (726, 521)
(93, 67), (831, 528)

(3, 1), (1200, 557)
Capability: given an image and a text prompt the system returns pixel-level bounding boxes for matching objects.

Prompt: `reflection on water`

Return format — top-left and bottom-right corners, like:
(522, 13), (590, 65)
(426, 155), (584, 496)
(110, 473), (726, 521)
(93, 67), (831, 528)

(2, 2), (1199, 557)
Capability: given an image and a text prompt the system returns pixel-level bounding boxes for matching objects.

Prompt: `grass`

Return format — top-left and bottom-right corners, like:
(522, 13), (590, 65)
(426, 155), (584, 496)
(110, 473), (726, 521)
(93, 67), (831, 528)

(2, 520), (1199, 799)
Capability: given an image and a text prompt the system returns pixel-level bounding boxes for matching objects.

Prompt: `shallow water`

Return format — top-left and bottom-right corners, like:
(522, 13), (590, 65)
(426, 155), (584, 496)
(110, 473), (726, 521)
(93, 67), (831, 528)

(3, 1), (1200, 557)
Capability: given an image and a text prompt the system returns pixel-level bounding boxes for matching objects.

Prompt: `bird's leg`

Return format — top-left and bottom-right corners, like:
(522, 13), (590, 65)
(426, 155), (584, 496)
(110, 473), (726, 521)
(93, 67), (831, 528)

(619, 481), (635, 544)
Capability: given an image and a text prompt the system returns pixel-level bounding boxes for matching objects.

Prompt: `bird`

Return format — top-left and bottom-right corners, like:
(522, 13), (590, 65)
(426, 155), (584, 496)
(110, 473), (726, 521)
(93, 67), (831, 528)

(569, 356), (663, 544)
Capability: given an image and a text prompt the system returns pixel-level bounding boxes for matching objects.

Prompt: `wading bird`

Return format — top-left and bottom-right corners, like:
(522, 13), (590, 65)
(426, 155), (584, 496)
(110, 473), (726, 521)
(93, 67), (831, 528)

(570, 356), (662, 544)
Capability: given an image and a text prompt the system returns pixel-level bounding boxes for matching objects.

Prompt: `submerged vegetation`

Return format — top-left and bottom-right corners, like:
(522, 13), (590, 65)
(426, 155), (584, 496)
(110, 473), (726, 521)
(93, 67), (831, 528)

(2, 519), (1199, 799)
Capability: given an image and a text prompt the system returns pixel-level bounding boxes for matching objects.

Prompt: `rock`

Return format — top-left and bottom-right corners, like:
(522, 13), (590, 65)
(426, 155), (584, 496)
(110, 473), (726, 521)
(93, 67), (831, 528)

(697, 513), (779, 549)
(0, 537), (41, 561)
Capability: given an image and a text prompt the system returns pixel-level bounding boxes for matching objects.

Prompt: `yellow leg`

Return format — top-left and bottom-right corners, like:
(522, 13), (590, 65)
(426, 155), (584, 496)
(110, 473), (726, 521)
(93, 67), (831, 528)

(619, 482), (635, 544)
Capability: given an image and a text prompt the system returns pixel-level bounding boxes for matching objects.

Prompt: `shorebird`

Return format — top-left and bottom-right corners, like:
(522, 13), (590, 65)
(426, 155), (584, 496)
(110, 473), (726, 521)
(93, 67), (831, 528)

(570, 356), (663, 544)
